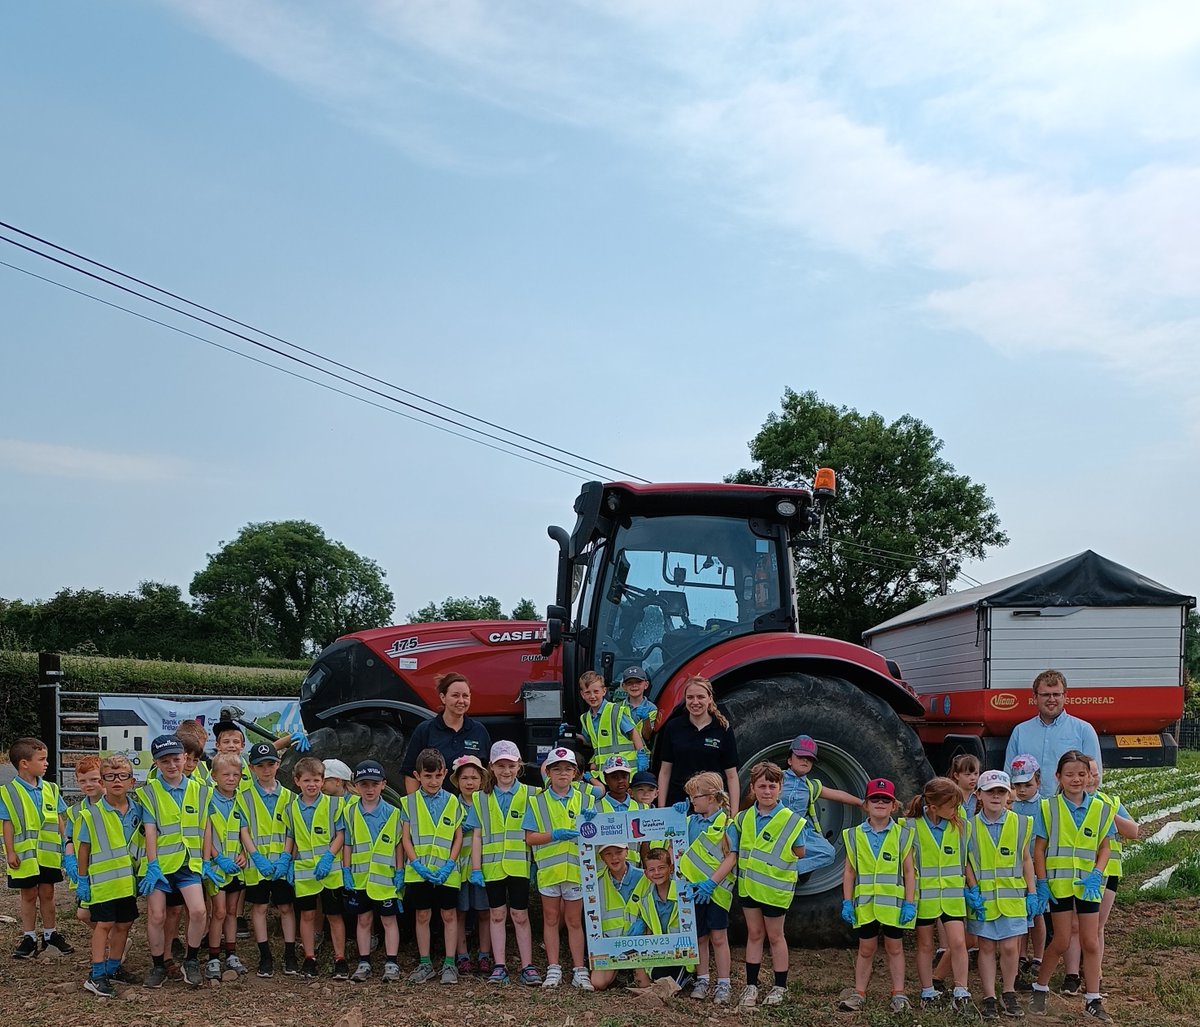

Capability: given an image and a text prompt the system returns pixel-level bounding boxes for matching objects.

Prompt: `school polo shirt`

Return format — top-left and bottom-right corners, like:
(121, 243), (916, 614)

(354, 799), (400, 841)
(400, 715), (492, 782)
(1031, 792), (1116, 842)
(606, 863), (645, 904)
(658, 716), (739, 807)
(463, 783), (521, 831)
(75, 797), (144, 845)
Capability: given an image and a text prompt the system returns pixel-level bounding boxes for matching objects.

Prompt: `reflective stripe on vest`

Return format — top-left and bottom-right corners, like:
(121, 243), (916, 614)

(735, 805), (806, 909)
(0, 780), (63, 877)
(136, 778), (205, 875)
(1042, 795), (1114, 899)
(1095, 791), (1123, 878)
(638, 880), (681, 935)
(207, 794), (244, 887)
(237, 787), (293, 885)
(968, 811), (1029, 919)
(679, 811), (734, 910)
(66, 797), (99, 889)
(80, 803), (138, 904)
(348, 803), (402, 900)
(475, 786), (531, 881)
(581, 702), (636, 768)
(403, 792), (462, 888)
(599, 867), (647, 935)
(911, 815), (967, 919)
(290, 795), (340, 897)
(844, 821), (912, 927)
(528, 785), (589, 887)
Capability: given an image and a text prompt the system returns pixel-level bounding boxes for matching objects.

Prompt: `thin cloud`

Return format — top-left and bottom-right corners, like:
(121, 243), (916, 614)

(0, 439), (188, 484)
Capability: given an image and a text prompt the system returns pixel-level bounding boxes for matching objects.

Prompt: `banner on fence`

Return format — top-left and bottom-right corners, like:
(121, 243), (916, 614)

(579, 807), (698, 970)
(98, 695), (300, 780)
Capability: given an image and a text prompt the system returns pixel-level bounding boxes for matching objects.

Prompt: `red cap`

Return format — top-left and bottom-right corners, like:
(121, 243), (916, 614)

(865, 778), (895, 800)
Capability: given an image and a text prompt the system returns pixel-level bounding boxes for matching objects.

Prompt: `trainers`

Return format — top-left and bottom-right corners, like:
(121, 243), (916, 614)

(205, 958), (223, 980)
(12, 936), (38, 960)
(226, 954), (248, 976)
(333, 958), (350, 980)
(43, 931), (74, 955)
(302, 957), (318, 978)
(837, 990), (866, 1012)
(351, 960), (372, 983)
(257, 951), (275, 978)
(1030, 989), (1048, 1014)
(441, 962), (459, 984)
(477, 953), (493, 977)
(236, 916), (251, 940)
(1002, 992), (1025, 1018)
(283, 950), (299, 976)
(542, 964), (562, 988)
(143, 964), (167, 989)
(763, 985), (787, 1006)
(84, 976), (116, 998)
(1084, 999), (1112, 1023)
(739, 984), (759, 1008)
(1059, 974), (1081, 996)
(171, 938), (186, 963)
(571, 967), (594, 991)
(981, 997), (1000, 1020)
(112, 965), (139, 985)
(892, 994), (912, 1012)
(182, 958), (202, 987)
(519, 964), (543, 986)
(954, 993), (980, 1018)
(488, 965), (510, 984)
(456, 954), (474, 976)
(382, 961), (400, 983)
(690, 977), (710, 1000)
(408, 962), (437, 984)
(714, 981), (732, 1005)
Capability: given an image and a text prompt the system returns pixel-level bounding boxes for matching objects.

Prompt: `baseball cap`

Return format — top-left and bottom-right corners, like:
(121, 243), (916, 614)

(865, 778), (896, 800)
(150, 734), (185, 759)
(489, 740), (522, 764)
(790, 734), (818, 759)
(322, 758), (352, 781)
(212, 720), (243, 739)
(978, 770), (1012, 792)
(598, 842), (629, 853)
(354, 759), (386, 782)
(451, 754), (485, 781)
(602, 755), (633, 776)
(630, 771), (658, 788)
(621, 666), (648, 683)
(249, 742), (280, 765)
(543, 746), (578, 768)
(1008, 754), (1040, 784)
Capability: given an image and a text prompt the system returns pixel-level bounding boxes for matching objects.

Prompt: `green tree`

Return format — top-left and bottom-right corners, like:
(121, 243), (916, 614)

(191, 521), (394, 658)
(730, 389), (1008, 643)
(408, 596), (505, 623)
(511, 598), (540, 621)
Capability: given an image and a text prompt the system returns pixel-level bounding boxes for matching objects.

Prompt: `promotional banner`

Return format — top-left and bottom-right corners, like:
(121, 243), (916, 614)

(579, 808), (699, 970)
(98, 694), (301, 781)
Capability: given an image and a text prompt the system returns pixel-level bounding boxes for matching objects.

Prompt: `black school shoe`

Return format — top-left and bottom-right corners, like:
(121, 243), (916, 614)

(333, 958), (350, 980)
(301, 957), (318, 978)
(283, 950), (300, 975)
(1084, 998), (1112, 1023)
(43, 932), (74, 954)
(12, 936), (38, 960)
(1059, 974), (1081, 995)
(257, 950), (275, 978)
(980, 997), (999, 1020)
(1001, 992), (1025, 1018)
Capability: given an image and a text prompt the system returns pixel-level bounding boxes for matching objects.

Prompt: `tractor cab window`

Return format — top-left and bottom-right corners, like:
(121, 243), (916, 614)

(589, 514), (785, 680)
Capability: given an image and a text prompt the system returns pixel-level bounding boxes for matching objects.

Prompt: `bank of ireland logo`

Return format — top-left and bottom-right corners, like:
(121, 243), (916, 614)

(580, 821), (598, 839)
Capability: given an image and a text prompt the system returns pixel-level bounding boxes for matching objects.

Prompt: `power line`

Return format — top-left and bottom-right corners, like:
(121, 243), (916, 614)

(0, 222), (649, 483)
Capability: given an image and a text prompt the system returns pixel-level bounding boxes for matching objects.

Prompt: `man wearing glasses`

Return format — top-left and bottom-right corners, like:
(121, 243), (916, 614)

(1003, 670), (1102, 799)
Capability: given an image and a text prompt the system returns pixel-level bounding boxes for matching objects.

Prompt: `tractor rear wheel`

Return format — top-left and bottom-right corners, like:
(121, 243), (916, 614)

(279, 719), (407, 790)
(720, 672), (932, 946)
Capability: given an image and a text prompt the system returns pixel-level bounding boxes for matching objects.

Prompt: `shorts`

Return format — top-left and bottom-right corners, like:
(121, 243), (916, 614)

(245, 879), (295, 906)
(344, 890), (400, 918)
(153, 867), (202, 899)
(8, 866), (63, 889)
(1105, 876), (1119, 893)
(1048, 894), (1101, 916)
(406, 881), (459, 911)
(485, 875), (530, 911)
(89, 895), (139, 924)
(854, 921), (906, 940)
(538, 881), (583, 902)
(917, 913), (965, 927)
(738, 894), (789, 919)
(212, 878), (245, 895)
(695, 901), (729, 937)
(294, 887), (345, 914)
(458, 882), (490, 913)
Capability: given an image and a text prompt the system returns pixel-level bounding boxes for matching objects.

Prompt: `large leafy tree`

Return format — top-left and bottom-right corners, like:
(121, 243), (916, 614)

(191, 521), (394, 658)
(409, 596), (541, 623)
(730, 389), (1008, 643)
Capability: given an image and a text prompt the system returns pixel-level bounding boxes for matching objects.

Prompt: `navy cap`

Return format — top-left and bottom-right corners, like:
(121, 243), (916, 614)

(248, 742), (279, 765)
(354, 760), (386, 782)
(621, 666), (648, 683)
(151, 734), (185, 759)
(212, 720), (243, 739)
(630, 770), (658, 788)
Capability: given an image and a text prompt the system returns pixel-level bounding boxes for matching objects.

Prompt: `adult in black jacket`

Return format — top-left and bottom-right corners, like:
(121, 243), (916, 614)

(401, 672), (491, 793)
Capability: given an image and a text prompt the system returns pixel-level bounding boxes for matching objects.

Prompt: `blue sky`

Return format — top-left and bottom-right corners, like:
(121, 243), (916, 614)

(3, 1), (1199, 626)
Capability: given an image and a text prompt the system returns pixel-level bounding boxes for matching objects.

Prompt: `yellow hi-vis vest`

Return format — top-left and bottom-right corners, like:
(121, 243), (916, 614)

(844, 820), (913, 928)
(474, 785), (531, 881)
(968, 810), (1030, 919)
(679, 811), (734, 911)
(910, 815), (967, 919)
(1041, 794), (1115, 900)
(136, 777), (206, 876)
(580, 701), (636, 769)
(348, 801), (402, 900)
(289, 794), (342, 897)
(79, 801), (139, 905)
(236, 786), (293, 886)
(65, 796), (99, 890)
(528, 785), (592, 887)
(599, 795), (647, 865)
(205, 792), (245, 889)
(637, 879), (683, 934)
(735, 804), (807, 909)
(0, 779), (64, 879)
(1094, 790), (1124, 878)
(403, 791), (463, 887)
(598, 864), (647, 936)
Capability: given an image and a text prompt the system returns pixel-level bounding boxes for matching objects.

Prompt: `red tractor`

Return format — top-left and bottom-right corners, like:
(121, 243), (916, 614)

(297, 476), (932, 939)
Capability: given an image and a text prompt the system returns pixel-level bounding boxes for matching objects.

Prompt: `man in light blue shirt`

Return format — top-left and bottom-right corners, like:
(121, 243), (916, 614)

(1003, 670), (1102, 799)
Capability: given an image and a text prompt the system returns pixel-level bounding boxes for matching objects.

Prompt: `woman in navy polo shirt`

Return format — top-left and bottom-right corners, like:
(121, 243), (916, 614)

(401, 673), (492, 794)
(656, 676), (740, 814)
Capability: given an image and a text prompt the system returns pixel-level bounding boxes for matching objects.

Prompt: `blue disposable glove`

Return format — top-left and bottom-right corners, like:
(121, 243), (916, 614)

(63, 853), (79, 885)
(202, 860), (223, 885)
(251, 852), (273, 877)
(393, 868), (405, 891)
(551, 828), (579, 842)
(138, 858), (165, 896)
(694, 878), (717, 903)
(469, 869), (486, 887)
(342, 867), (355, 891)
(410, 858), (435, 883)
(1025, 892), (1040, 919)
(273, 852), (293, 881)
(286, 864), (294, 885)
(558, 722), (572, 737)
(315, 851), (335, 879)
(840, 899), (856, 925)
(964, 885), (986, 919)
(636, 749), (650, 772)
(434, 862), (454, 885)
(900, 901), (917, 925)
(216, 853), (239, 875)
(76, 875), (91, 903)
(291, 733), (311, 753)
(671, 801), (690, 815)
(1035, 878), (1051, 907)
(1076, 867), (1104, 902)
(581, 806), (598, 822)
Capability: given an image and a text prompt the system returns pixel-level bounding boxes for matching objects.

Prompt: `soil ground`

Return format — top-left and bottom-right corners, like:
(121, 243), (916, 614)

(3, 886), (1197, 1027)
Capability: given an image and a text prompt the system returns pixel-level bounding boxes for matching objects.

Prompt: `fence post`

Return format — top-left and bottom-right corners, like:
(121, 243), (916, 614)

(38, 653), (63, 785)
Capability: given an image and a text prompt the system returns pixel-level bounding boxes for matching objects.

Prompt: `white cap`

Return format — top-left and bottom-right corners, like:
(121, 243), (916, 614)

(544, 745), (578, 768)
(489, 740), (522, 764)
(322, 758), (353, 782)
(977, 770), (1012, 792)
(598, 842), (628, 853)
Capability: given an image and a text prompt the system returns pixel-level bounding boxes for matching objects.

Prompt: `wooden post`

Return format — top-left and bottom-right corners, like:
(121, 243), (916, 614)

(38, 652), (63, 785)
